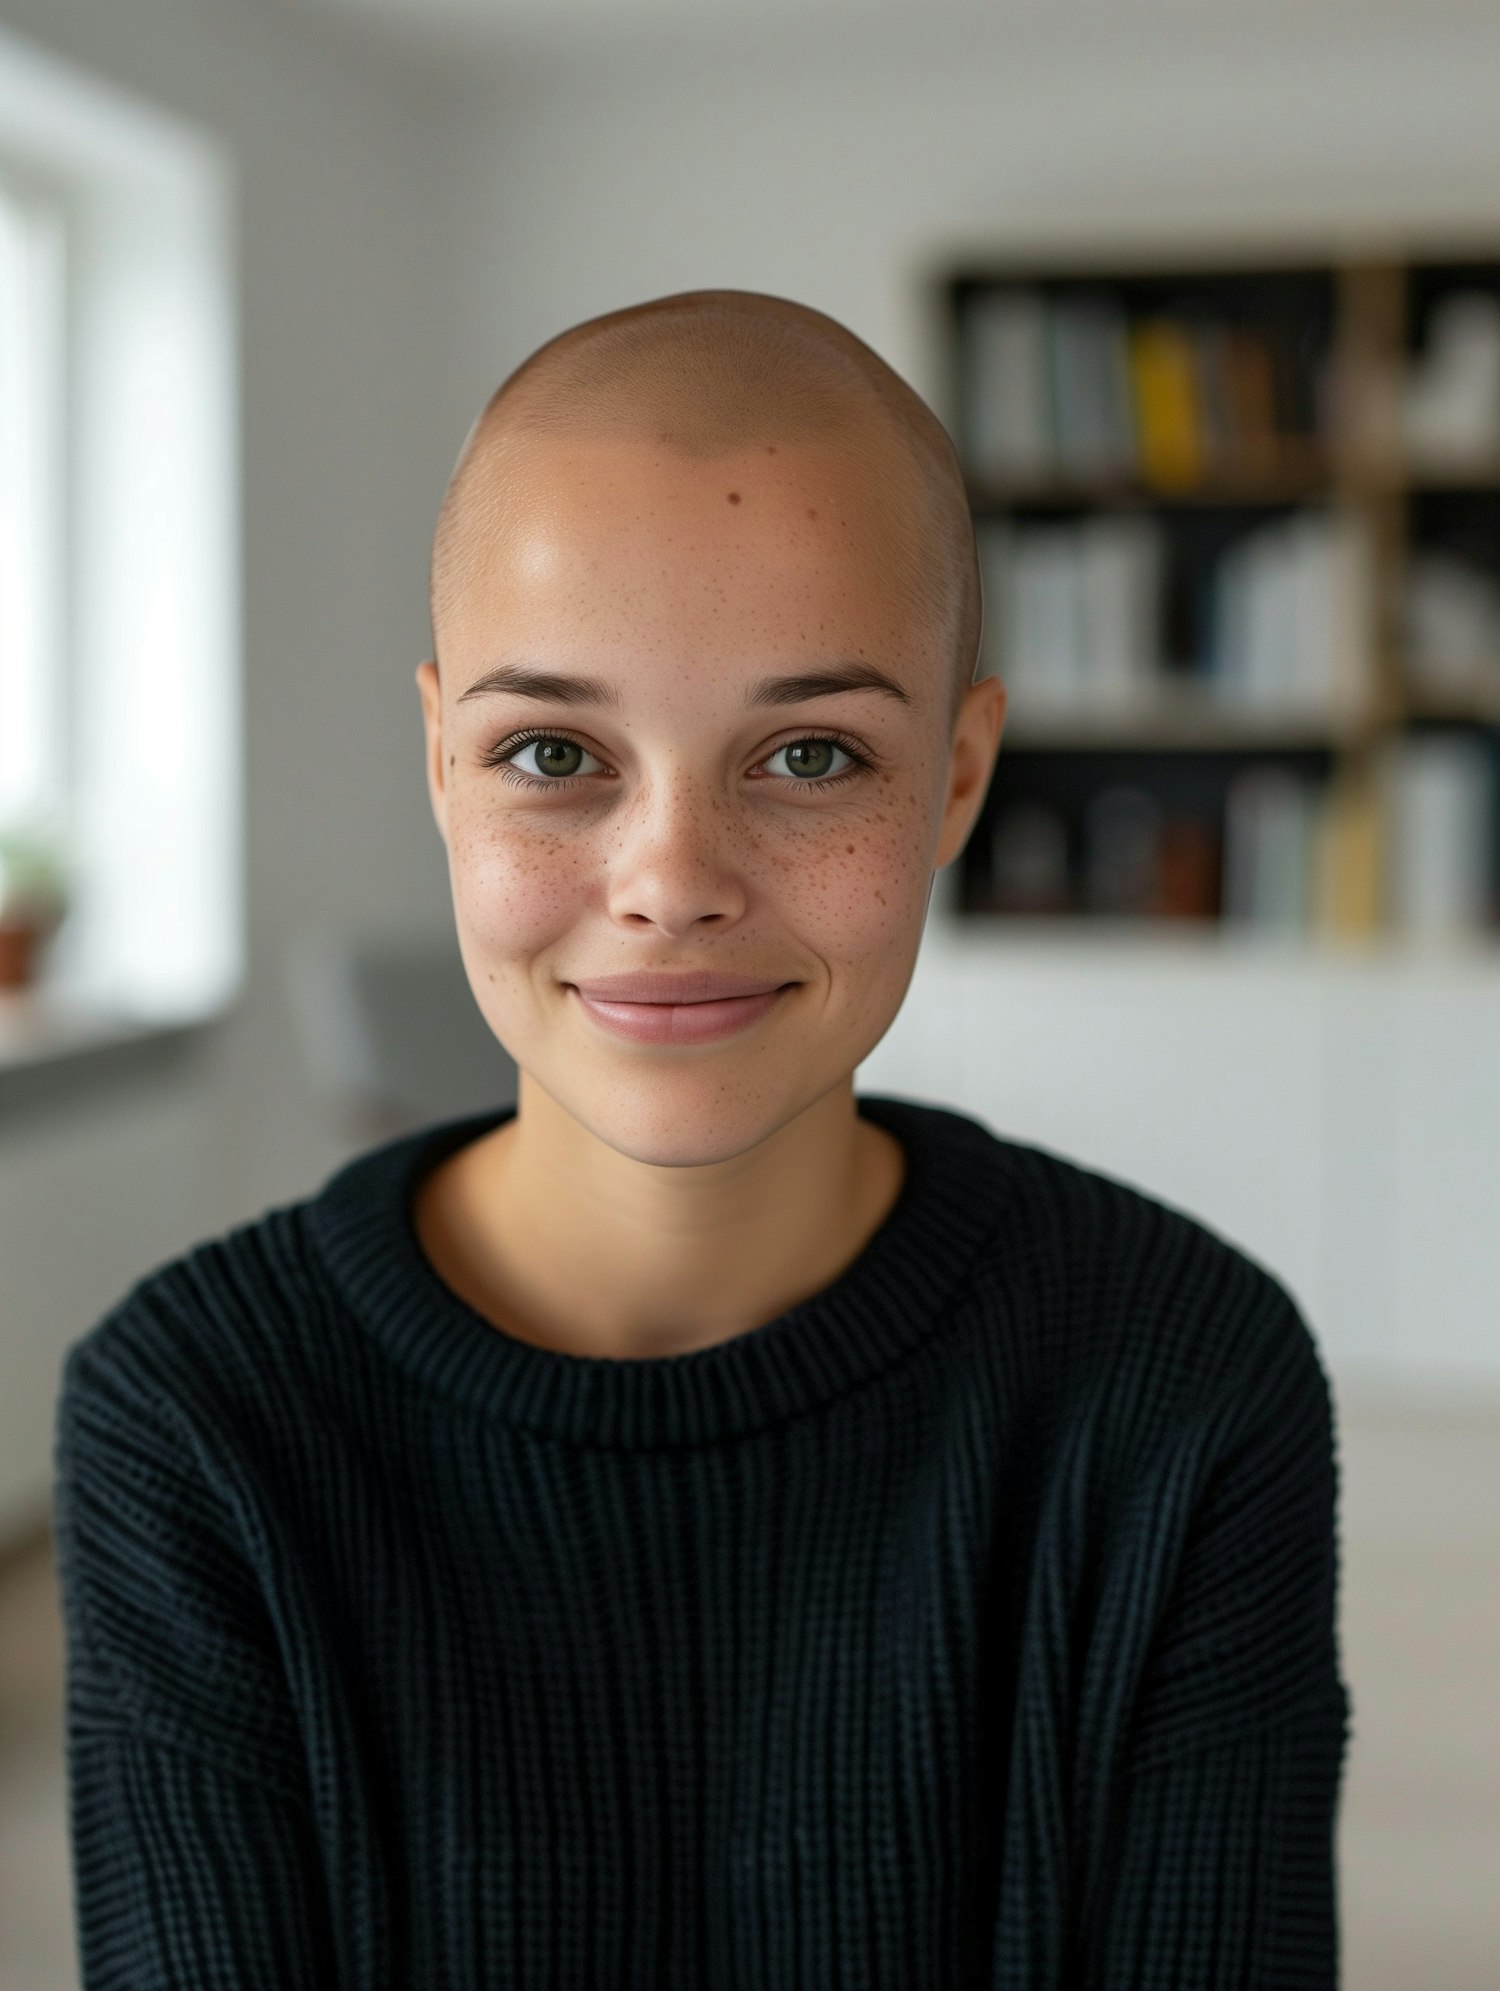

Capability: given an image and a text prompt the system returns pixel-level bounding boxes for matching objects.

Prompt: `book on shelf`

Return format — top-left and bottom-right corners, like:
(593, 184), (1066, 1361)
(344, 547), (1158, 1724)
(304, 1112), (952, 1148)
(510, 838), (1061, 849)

(1312, 766), (1384, 940)
(1081, 786), (1163, 914)
(1222, 765), (1320, 932)
(963, 289), (1053, 481)
(979, 510), (1368, 724)
(1215, 326), (1281, 477)
(986, 783), (1230, 922)
(1049, 298), (1135, 479)
(980, 514), (1161, 715)
(1384, 731), (1496, 939)
(982, 741), (1496, 939)
(1204, 510), (1372, 719)
(962, 285), (1309, 490)
(987, 801), (1071, 913)
(1221, 763), (1381, 941)
(1129, 320), (1204, 490)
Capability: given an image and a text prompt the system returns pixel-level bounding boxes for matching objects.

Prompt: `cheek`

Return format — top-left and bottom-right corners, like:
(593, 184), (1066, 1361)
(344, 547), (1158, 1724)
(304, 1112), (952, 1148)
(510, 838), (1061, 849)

(775, 777), (935, 958)
(445, 803), (593, 953)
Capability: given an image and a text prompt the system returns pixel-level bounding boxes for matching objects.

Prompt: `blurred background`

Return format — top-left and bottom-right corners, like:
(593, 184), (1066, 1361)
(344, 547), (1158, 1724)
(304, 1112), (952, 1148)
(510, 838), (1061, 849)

(0, 0), (1497, 1983)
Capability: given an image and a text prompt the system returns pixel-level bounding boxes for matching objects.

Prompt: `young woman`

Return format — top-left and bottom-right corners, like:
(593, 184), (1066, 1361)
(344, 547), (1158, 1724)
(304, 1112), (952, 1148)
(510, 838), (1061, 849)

(54, 289), (1350, 1987)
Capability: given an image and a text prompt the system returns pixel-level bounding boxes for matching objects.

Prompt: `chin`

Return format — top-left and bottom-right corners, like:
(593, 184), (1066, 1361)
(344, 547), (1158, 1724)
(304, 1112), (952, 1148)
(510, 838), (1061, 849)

(542, 1061), (835, 1171)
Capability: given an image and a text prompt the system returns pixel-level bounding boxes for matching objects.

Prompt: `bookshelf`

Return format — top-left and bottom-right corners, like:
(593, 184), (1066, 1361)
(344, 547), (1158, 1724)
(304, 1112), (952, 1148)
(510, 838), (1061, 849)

(937, 245), (1500, 942)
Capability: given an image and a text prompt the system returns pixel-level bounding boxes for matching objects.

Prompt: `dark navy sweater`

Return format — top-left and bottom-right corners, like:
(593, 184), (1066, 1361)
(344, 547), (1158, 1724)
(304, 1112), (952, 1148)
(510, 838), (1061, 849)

(52, 1092), (1351, 1987)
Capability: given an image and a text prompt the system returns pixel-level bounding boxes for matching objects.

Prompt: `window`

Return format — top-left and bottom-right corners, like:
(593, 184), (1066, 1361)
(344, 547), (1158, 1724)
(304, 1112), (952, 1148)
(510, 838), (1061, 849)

(0, 23), (239, 1059)
(0, 169), (63, 827)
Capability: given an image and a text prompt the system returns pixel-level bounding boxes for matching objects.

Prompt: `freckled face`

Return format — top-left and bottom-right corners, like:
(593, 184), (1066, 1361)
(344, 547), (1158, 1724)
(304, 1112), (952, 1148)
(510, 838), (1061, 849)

(418, 432), (959, 1167)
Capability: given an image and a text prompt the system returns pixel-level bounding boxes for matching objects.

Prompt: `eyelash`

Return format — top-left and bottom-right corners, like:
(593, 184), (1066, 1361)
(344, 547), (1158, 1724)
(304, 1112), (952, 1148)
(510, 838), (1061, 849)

(479, 726), (878, 792)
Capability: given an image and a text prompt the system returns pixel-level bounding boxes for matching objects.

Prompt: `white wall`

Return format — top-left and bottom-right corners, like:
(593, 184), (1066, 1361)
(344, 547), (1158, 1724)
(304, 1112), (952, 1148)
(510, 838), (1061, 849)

(0, 0), (474, 1540)
(435, 11), (1500, 427)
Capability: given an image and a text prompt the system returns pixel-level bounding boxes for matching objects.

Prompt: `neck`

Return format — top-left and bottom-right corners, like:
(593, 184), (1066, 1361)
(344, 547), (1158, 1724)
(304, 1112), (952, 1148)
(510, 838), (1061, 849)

(413, 1072), (906, 1360)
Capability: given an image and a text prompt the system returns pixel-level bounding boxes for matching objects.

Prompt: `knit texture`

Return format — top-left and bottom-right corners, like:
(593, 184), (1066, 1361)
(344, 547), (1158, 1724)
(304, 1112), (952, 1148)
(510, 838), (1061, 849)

(53, 1092), (1351, 1988)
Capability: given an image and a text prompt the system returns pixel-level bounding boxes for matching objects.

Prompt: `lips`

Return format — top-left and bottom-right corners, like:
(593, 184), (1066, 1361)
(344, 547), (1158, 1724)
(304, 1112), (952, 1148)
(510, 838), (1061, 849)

(568, 972), (795, 1005)
(565, 973), (797, 1046)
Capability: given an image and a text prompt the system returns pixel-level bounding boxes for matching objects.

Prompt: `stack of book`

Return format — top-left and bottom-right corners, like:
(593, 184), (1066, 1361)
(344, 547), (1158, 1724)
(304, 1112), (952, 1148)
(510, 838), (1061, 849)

(963, 287), (1311, 488)
(986, 786), (1228, 921)
(979, 510), (1368, 718)
(1204, 512), (1371, 716)
(979, 515), (1160, 713)
(1195, 738), (1495, 938)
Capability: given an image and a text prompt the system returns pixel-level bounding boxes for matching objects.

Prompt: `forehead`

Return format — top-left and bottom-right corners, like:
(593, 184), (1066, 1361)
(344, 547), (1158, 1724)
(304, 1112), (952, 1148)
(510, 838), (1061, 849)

(438, 431), (934, 668)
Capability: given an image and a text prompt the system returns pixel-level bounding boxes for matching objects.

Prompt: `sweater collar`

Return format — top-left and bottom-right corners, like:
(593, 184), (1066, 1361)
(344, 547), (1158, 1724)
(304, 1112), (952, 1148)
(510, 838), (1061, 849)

(304, 1091), (1008, 1447)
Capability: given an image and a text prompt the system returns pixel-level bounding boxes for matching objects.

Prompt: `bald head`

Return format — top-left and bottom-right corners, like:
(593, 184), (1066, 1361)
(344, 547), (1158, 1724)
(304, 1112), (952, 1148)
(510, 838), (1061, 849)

(429, 288), (982, 720)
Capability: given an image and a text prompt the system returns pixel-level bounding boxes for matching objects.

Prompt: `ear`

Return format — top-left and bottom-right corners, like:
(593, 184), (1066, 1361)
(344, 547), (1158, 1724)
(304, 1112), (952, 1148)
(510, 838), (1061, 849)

(415, 658), (449, 846)
(932, 672), (1006, 873)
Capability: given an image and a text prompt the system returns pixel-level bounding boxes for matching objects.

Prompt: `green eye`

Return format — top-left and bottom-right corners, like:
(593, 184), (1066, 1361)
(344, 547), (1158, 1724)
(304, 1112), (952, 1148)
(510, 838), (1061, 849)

(491, 733), (607, 783)
(768, 738), (851, 781)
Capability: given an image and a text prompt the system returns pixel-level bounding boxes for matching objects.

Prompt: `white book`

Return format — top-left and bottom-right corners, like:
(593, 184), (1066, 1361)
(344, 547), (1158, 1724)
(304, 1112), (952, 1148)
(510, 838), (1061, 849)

(1388, 732), (1495, 940)
(1077, 514), (1162, 710)
(1213, 519), (1317, 711)
(1011, 525), (1088, 711)
(965, 289), (1052, 482)
(1287, 513), (1335, 713)
(1211, 512), (1367, 719)
(1050, 301), (1132, 478)
(1208, 535), (1253, 704)
(1248, 527), (1301, 709)
(1094, 301), (1138, 476)
(1047, 305), (1093, 476)
(1222, 765), (1318, 930)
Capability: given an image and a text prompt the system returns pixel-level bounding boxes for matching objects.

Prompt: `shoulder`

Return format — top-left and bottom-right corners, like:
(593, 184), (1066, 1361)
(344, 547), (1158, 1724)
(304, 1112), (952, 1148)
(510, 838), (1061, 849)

(890, 1094), (1330, 1429)
(54, 1106), (473, 1457)
(52, 1203), (328, 1785)
(55, 1188), (338, 1464)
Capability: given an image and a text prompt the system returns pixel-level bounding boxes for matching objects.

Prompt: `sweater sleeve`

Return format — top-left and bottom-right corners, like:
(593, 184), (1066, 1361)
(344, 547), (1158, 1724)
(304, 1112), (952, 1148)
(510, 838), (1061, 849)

(53, 1314), (338, 1988)
(1081, 1287), (1352, 1988)
(65, 1730), (335, 1989)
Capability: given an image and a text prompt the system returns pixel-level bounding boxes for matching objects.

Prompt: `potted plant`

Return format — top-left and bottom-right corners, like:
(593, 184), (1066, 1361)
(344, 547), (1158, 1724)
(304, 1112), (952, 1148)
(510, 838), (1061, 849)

(0, 815), (73, 990)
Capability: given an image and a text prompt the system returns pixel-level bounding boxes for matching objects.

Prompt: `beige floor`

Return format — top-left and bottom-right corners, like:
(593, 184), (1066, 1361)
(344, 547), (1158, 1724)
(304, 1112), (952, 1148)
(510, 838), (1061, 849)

(1, 1408), (1496, 1988)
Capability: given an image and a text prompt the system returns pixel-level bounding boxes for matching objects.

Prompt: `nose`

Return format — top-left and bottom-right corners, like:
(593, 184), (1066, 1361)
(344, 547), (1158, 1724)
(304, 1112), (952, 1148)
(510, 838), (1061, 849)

(602, 769), (748, 938)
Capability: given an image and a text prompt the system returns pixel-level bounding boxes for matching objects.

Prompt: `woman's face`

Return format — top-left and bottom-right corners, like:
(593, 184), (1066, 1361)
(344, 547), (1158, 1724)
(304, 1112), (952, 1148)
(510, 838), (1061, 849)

(416, 431), (1003, 1166)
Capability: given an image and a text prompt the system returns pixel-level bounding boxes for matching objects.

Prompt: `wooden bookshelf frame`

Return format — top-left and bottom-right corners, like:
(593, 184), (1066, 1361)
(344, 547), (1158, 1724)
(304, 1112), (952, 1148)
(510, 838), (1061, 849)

(930, 239), (1500, 938)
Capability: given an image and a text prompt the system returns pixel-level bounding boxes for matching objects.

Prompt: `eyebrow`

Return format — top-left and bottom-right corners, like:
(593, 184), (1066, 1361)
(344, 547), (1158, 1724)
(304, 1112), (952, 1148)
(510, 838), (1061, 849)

(455, 659), (913, 708)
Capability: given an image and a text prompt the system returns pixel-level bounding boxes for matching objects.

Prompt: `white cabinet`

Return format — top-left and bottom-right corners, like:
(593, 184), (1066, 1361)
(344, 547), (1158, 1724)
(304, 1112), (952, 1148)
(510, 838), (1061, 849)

(859, 920), (1500, 1401)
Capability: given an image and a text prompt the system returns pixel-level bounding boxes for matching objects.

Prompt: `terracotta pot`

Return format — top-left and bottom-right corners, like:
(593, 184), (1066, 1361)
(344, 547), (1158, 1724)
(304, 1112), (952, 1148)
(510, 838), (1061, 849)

(0, 919), (52, 990)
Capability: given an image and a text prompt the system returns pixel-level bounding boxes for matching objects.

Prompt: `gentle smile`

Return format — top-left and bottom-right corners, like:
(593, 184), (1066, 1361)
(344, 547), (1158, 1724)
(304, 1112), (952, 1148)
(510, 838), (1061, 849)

(566, 978), (798, 1046)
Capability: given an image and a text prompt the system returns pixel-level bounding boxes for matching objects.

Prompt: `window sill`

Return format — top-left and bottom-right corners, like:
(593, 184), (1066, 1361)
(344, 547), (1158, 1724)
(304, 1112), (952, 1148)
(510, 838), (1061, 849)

(0, 981), (226, 1121)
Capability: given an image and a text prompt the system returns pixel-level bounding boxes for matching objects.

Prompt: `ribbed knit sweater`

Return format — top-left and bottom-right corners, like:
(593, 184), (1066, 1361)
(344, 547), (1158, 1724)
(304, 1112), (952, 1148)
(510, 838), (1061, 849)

(53, 1092), (1351, 1989)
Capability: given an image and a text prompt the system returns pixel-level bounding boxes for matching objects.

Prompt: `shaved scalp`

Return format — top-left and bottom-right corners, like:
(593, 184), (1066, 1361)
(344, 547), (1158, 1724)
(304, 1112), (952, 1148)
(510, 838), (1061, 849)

(429, 288), (982, 721)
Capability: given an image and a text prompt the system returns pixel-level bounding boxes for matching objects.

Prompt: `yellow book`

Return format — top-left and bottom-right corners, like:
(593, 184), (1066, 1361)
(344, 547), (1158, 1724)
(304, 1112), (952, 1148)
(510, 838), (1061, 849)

(1312, 765), (1384, 941)
(1130, 320), (1204, 489)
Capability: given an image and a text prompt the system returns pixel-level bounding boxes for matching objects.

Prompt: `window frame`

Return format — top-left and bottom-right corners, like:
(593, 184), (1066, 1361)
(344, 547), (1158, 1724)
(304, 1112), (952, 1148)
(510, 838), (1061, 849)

(0, 25), (241, 1079)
